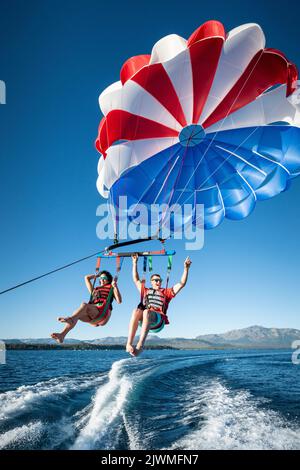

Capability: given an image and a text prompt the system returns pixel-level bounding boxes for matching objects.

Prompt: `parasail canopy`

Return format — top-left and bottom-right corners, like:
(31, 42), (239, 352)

(95, 20), (300, 233)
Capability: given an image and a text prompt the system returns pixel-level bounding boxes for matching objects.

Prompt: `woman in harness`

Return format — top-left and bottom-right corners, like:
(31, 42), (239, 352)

(51, 270), (122, 344)
(126, 255), (192, 356)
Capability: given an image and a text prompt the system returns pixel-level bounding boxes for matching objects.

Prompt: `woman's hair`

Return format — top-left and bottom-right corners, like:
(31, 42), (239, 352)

(99, 270), (113, 283)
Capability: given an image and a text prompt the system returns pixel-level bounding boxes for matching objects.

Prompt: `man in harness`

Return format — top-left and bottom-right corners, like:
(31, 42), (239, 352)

(126, 255), (192, 356)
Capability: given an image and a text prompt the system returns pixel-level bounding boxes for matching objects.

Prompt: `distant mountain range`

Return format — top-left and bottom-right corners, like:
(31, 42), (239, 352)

(196, 325), (300, 348)
(2, 325), (300, 349)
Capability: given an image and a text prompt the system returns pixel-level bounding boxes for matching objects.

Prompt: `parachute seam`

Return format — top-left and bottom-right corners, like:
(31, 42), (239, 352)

(215, 144), (267, 176)
(252, 150), (291, 175)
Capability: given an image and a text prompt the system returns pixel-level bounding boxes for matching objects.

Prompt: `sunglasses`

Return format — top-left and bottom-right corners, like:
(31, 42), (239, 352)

(99, 276), (109, 281)
(151, 278), (162, 283)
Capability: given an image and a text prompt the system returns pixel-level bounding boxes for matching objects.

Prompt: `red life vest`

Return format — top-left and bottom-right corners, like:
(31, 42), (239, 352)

(91, 284), (114, 308)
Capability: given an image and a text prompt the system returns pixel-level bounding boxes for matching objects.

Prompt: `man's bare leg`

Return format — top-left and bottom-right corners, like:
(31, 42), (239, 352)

(135, 309), (151, 356)
(126, 308), (143, 356)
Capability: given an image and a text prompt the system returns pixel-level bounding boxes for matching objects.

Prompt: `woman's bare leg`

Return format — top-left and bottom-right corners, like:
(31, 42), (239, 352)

(136, 309), (151, 355)
(51, 319), (78, 344)
(90, 311), (112, 327)
(57, 302), (92, 323)
(126, 308), (143, 356)
(51, 303), (98, 343)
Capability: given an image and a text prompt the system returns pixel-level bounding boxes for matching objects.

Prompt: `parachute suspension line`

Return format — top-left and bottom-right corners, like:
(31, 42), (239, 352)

(114, 192), (120, 245)
(114, 197), (120, 246)
(117, 95), (122, 244)
(114, 232), (119, 246)
(108, 192), (119, 245)
(136, 159), (173, 243)
(161, 45), (188, 234)
(116, 60), (151, 240)
(105, 114), (120, 242)
(179, 125), (262, 209)
(89, 256), (101, 303)
(149, 152), (181, 241)
(160, 137), (191, 232)
(174, 51), (266, 208)
(155, 45), (196, 237)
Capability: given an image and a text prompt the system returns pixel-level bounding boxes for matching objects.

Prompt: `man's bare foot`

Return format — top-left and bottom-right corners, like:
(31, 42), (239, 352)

(126, 343), (136, 357)
(135, 343), (144, 356)
(57, 317), (75, 325)
(51, 333), (65, 344)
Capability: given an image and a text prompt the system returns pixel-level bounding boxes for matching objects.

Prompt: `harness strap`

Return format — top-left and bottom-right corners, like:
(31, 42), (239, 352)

(140, 280), (145, 306)
(89, 257), (101, 303)
(143, 256), (147, 273)
(140, 256), (147, 306)
(167, 254), (173, 272)
(115, 255), (124, 281)
(163, 254), (173, 314)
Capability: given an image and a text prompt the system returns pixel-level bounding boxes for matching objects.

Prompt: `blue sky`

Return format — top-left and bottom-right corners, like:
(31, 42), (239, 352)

(0, 0), (300, 340)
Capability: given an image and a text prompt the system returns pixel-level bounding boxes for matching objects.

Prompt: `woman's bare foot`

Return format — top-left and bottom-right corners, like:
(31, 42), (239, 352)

(126, 343), (136, 357)
(51, 333), (65, 344)
(57, 317), (75, 325)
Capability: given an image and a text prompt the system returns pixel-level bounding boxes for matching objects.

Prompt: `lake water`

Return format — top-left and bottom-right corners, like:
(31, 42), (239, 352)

(0, 348), (300, 450)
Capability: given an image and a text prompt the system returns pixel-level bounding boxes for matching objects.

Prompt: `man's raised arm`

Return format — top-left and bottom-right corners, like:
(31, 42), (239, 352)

(132, 254), (142, 292)
(172, 257), (192, 295)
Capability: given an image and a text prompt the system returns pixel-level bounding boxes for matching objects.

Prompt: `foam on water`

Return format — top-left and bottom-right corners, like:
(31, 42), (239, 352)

(123, 412), (144, 450)
(0, 373), (105, 449)
(171, 380), (300, 450)
(0, 421), (43, 449)
(72, 359), (132, 450)
(0, 374), (104, 421)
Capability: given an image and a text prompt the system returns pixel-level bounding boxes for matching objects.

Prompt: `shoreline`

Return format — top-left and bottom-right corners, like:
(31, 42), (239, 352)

(4, 343), (292, 351)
